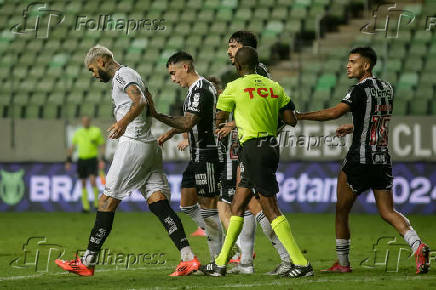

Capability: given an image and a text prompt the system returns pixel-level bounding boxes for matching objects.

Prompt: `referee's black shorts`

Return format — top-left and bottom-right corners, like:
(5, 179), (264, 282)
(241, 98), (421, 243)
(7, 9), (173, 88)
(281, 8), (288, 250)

(238, 136), (280, 197)
(77, 157), (98, 179)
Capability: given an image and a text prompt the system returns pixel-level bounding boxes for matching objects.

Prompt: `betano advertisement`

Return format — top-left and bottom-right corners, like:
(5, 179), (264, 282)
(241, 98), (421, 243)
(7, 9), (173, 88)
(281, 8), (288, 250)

(1, 162), (435, 214)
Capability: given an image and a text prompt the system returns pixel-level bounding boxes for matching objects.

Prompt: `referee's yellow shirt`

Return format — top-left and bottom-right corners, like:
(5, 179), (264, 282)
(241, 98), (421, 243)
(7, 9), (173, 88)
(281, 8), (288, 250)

(217, 74), (291, 145)
(72, 127), (105, 159)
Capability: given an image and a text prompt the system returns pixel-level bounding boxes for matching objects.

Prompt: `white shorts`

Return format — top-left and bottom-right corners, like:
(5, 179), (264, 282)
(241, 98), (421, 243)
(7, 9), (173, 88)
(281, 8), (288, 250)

(103, 137), (170, 201)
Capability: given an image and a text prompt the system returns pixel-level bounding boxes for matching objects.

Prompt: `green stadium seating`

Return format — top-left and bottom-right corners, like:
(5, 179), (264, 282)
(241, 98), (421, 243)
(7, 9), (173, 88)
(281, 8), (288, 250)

(393, 99), (408, 116)
(409, 100), (428, 115)
(398, 72), (418, 89)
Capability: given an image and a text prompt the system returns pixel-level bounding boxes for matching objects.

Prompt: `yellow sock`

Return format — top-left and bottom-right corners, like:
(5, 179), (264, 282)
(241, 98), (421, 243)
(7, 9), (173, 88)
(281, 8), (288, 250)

(271, 215), (307, 266)
(81, 188), (89, 211)
(215, 216), (244, 266)
(93, 186), (99, 208)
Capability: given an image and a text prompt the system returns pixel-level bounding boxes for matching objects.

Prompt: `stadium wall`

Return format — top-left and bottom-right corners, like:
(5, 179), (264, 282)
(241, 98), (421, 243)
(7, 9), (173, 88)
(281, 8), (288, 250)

(1, 117), (436, 162)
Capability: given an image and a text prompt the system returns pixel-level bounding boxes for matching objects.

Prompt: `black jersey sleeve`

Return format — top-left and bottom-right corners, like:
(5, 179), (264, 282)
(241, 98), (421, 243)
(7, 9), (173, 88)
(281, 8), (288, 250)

(185, 87), (214, 116)
(341, 85), (365, 112)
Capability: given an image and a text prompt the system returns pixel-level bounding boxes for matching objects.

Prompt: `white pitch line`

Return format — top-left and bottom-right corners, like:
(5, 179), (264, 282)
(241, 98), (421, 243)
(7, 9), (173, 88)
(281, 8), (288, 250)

(128, 275), (436, 290)
(0, 265), (173, 282)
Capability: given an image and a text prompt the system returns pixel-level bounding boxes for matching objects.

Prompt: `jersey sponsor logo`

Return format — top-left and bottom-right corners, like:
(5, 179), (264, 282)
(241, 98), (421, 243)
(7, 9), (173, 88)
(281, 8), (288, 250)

(244, 87), (279, 99)
(195, 173), (207, 186)
(115, 74), (126, 86)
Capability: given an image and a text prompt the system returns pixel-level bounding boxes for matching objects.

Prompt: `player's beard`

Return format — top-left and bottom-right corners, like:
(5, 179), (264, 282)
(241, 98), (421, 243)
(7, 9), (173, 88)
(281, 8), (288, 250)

(98, 69), (111, 82)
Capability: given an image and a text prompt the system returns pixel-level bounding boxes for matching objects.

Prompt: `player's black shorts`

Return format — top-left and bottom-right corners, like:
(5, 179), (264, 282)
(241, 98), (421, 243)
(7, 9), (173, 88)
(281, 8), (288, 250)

(219, 159), (238, 204)
(342, 159), (393, 194)
(77, 157), (98, 179)
(181, 160), (221, 197)
(238, 136), (280, 197)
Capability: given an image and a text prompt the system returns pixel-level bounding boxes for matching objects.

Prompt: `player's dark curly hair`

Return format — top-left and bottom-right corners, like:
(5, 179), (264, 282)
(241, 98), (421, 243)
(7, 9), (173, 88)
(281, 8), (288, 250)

(229, 31), (258, 48)
(350, 47), (377, 70)
(166, 51), (193, 68)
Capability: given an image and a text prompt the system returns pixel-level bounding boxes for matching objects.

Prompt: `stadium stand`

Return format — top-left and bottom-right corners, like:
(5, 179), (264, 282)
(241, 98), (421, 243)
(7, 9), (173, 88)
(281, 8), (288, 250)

(0, 0), (434, 119)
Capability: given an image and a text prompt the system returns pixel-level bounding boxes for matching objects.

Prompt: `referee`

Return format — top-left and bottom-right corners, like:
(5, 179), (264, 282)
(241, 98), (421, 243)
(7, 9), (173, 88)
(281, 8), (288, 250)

(66, 116), (105, 213)
(200, 47), (312, 278)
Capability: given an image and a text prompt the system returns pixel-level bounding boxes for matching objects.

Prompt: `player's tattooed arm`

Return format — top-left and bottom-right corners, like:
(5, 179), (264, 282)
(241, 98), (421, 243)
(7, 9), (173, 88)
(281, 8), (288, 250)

(108, 84), (146, 139)
(144, 89), (200, 131)
(296, 103), (350, 121)
(153, 112), (201, 131)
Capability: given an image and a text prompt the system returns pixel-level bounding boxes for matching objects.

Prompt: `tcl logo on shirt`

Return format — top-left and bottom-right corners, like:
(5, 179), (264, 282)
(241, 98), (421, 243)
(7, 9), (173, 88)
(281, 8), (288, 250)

(244, 88), (279, 99)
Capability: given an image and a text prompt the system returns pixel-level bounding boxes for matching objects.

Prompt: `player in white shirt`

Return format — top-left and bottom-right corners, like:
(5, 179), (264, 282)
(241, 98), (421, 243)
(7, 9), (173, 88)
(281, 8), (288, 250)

(55, 45), (200, 277)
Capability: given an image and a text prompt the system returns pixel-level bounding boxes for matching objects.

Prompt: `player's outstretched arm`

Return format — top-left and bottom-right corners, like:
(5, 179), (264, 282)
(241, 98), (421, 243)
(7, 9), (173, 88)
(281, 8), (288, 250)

(144, 89), (200, 131)
(108, 84), (146, 139)
(296, 103), (350, 122)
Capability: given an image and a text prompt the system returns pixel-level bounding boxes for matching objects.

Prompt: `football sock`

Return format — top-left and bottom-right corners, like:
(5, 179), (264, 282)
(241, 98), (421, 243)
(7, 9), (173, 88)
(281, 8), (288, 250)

(404, 229), (421, 254)
(84, 211), (115, 266)
(82, 188), (90, 211)
(271, 215), (307, 266)
(336, 239), (351, 266)
(239, 211), (256, 265)
(92, 186), (99, 208)
(256, 211), (291, 263)
(215, 216), (244, 266)
(180, 203), (206, 232)
(149, 199), (190, 251)
(201, 208), (223, 260)
(180, 246), (195, 262)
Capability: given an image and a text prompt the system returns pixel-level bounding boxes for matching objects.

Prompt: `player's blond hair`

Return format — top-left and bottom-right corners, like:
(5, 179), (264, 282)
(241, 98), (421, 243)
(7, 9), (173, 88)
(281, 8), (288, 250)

(84, 44), (113, 66)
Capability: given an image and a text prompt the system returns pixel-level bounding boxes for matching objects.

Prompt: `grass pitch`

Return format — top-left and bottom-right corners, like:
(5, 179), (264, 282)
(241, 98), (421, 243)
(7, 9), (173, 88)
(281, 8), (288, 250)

(1, 212), (435, 289)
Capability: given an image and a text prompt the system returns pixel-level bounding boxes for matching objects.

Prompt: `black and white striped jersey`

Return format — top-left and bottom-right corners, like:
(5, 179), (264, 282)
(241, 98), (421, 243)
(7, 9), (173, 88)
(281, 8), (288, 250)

(183, 77), (219, 162)
(341, 77), (393, 165)
(256, 62), (271, 78)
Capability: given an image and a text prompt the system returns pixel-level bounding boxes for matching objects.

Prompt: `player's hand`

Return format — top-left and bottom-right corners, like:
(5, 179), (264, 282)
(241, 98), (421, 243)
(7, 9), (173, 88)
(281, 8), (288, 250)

(144, 88), (158, 117)
(294, 111), (302, 120)
(177, 139), (189, 151)
(215, 121), (235, 139)
(65, 162), (71, 171)
(107, 121), (127, 139)
(157, 130), (175, 146)
(336, 123), (354, 137)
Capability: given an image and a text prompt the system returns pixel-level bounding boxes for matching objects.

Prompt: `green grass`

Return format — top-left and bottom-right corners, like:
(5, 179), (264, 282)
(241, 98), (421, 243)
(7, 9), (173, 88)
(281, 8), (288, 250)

(1, 212), (435, 289)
